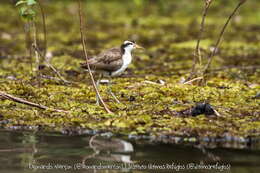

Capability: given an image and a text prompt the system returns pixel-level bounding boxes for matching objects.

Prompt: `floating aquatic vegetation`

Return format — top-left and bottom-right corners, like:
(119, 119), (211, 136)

(0, 1), (259, 141)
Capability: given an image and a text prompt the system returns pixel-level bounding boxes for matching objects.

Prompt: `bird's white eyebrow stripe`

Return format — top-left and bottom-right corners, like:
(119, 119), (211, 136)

(124, 41), (133, 44)
(124, 42), (133, 46)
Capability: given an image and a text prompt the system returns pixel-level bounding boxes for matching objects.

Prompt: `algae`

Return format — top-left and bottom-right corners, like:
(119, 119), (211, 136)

(0, 0), (259, 140)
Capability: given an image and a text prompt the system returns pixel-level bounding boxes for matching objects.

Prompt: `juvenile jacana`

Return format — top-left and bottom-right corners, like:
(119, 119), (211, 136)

(81, 40), (143, 104)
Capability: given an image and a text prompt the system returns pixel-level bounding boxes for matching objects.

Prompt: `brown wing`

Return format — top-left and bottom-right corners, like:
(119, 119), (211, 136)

(81, 47), (123, 72)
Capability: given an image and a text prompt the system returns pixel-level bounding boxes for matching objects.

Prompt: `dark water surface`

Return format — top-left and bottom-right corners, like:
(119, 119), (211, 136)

(0, 130), (259, 173)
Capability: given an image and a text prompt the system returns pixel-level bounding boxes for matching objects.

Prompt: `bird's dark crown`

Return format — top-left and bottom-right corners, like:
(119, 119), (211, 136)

(120, 40), (135, 53)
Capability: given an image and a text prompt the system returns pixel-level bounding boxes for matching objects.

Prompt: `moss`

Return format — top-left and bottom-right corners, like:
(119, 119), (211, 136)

(0, 1), (259, 139)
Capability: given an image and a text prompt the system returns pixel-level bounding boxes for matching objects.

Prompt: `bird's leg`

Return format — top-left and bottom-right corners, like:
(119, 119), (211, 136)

(107, 77), (121, 104)
(95, 74), (102, 105)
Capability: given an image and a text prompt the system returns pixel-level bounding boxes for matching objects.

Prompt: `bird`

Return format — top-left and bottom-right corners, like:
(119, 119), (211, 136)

(81, 40), (143, 76)
(81, 40), (143, 104)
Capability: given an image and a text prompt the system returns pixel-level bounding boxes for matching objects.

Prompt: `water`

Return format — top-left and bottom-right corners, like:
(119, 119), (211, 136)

(0, 130), (259, 173)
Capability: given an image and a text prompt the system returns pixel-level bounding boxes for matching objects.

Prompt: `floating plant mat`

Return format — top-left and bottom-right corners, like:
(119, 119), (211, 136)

(0, 1), (260, 144)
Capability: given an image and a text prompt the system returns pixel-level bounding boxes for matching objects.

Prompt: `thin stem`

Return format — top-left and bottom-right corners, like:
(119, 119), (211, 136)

(77, 0), (112, 114)
(32, 45), (70, 84)
(196, 0), (212, 65)
(183, 77), (203, 85)
(0, 91), (69, 113)
(38, 0), (47, 57)
(189, 0), (213, 79)
(203, 0), (247, 74)
(24, 21), (33, 73)
(32, 22), (40, 77)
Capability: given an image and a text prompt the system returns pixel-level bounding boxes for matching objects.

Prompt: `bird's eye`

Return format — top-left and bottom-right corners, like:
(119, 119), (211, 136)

(124, 43), (133, 47)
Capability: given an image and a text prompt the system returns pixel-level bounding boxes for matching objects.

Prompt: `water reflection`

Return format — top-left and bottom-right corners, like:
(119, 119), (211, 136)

(0, 130), (259, 173)
(82, 134), (134, 165)
(89, 134), (134, 153)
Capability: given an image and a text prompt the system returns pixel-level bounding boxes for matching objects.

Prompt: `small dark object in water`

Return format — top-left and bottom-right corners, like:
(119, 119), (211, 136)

(129, 96), (136, 102)
(191, 103), (215, 116)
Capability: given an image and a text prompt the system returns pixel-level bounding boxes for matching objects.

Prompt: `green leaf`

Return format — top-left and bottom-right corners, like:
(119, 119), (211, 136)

(19, 6), (28, 16)
(15, 0), (26, 6)
(19, 6), (36, 20)
(27, 0), (37, 6)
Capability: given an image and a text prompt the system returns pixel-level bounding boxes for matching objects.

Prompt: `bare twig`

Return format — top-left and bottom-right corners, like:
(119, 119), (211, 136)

(38, 0), (47, 57)
(196, 0), (212, 64)
(143, 80), (165, 85)
(39, 74), (74, 84)
(213, 109), (221, 117)
(203, 0), (247, 74)
(0, 91), (69, 113)
(47, 63), (70, 83)
(183, 77), (203, 85)
(189, 0), (213, 79)
(77, 0), (112, 114)
(32, 45), (70, 84)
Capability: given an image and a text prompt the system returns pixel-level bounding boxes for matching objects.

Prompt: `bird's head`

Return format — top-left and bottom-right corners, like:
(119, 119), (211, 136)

(121, 40), (144, 53)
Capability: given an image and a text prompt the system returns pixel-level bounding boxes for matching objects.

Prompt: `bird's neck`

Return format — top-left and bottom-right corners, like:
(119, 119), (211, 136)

(122, 48), (132, 57)
(124, 49), (131, 55)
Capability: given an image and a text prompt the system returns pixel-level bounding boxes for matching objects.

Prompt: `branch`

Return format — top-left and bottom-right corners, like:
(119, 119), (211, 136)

(32, 44), (70, 84)
(183, 77), (203, 85)
(189, 0), (213, 79)
(77, 0), (112, 114)
(0, 91), (69, 113)
(203, 0), (247, 74)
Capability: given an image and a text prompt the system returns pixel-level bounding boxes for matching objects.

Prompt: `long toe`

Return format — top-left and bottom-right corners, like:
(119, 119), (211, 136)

(107, 89), (121, 104)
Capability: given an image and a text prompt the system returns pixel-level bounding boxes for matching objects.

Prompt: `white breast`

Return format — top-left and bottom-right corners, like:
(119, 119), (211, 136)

(111, 52), (132, 76)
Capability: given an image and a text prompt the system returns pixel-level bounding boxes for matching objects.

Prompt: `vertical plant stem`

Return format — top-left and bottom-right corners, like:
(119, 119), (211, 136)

(24, 21), (33, 73)
(196, 0), (212, 65)
(32, 21), (40, 77)
(189, 0), (212, 79)
(203, 0), (247, 74)
(38, 0), (47, 57)
(77, 0), (112, 114)
(35, 1), (68, 83)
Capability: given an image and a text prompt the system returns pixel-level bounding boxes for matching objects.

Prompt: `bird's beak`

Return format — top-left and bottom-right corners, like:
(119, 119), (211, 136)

(134, 44), (144, 49)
